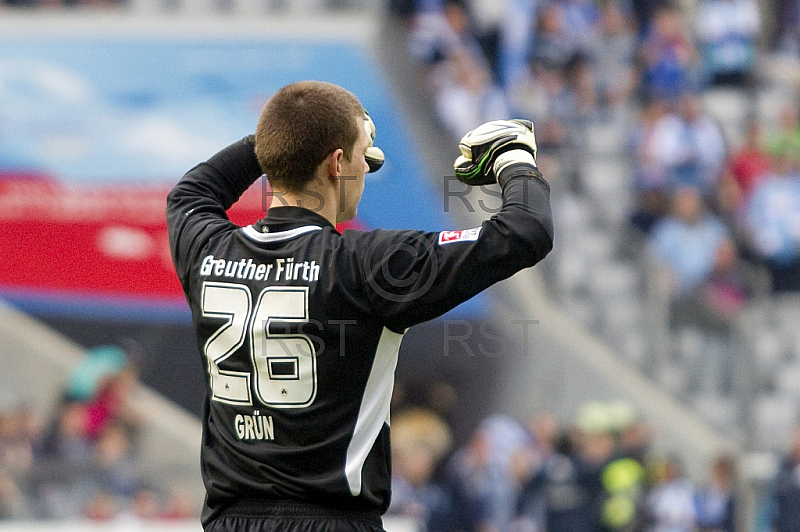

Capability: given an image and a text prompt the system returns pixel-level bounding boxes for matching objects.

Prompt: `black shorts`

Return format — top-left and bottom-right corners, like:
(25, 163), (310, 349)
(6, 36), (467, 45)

(205, 500), (386, 532)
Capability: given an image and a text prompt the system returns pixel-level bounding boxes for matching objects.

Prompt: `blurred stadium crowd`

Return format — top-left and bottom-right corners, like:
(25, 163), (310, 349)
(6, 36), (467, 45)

(387, 388), (741, 532)
(2, 0), (800, 530)
(384, 0), (800, 530)
(0, 343), (196, 522)
(391, 0), (800, 300)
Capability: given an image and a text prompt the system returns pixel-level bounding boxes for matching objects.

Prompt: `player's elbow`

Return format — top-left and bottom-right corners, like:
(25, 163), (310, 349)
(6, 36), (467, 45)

(524, 219), (554, 266)
(166, 184), (184, 211)
(166, 181), (197, 223)
(511, 206), (554, 266)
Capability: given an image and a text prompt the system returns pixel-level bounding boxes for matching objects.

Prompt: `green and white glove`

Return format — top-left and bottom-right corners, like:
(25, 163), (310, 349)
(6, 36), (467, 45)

(364, 110), (385, 173)
(454, 119), (537, 186)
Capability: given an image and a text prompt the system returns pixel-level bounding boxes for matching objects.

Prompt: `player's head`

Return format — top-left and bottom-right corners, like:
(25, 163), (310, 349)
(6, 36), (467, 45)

(255, 80), (366, 194)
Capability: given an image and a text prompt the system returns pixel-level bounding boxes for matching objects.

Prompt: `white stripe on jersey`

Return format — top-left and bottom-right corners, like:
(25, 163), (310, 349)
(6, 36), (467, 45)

(345, 327), (404, 496)
(242, 225), (322, 243)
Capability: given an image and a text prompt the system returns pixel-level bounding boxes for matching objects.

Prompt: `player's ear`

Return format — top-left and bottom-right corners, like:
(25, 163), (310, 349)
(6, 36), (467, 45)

(325, 149), (344, 180)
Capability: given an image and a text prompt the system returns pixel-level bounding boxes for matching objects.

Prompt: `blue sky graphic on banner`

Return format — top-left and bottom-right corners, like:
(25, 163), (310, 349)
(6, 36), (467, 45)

(0, 37), (488, 319)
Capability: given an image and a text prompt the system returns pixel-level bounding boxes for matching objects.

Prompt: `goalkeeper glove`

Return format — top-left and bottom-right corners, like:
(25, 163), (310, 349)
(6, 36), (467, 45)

(454, 119), (537, 186)
(364, 110), (385, 173)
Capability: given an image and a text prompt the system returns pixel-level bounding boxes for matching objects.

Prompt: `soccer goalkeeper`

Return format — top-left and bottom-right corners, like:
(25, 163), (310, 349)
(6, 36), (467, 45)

(166, 80), (553, 532)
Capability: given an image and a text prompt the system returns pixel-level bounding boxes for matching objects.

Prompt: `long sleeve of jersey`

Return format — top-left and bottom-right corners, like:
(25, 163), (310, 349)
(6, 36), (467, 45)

(356, 162), (553, 331)
(166, 136), (262, 283)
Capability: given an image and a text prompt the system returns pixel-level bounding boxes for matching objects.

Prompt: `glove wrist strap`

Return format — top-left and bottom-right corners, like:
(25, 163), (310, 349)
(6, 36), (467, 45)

(494, 149), (536, 177)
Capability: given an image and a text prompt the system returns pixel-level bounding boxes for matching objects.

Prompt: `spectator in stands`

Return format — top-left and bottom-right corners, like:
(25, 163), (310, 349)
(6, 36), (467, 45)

(744, 146), (800, 292)
(564, 53), (598, 123)
(510, 62), (571, 147)
(655, 189), (747, 397)
(82, 490), (118, 521)
(445, 415), (529, 532)
(529, 3), (577, 72)
(407, 0), (485, 67)
(726, 117), (772, 200)
(630, 0), (672, 41)
(645, 455), (697, 532)
(775, 0), (800, 53)
(770, 427), (800, 531)
(694, 455), (736, 532)
(43, 401), (93, 466)
(444, 426), (495, 532)
(650, 186), (746, 393)
(599, 451), (646, 531)
(651, 92), (727, 195)
(0, 469), (25, 519)
(37, 343), (146, 519)
(431, 47), (510, 139)
(558, 0), (600, 59)
(709, 118), (771, 263)
(511, 52), (595, 190)
(697, 238), (750, 322)
(694, 0), (761, 87)
(507, 413), (557, 526)
(590, 2), (638, 113)
(576, 402), (647, 532)
(80, 361), (142, 441)
(494, 0), (538, 91)
(52, 344), (145, 445)
(618, 416), (653, 468)
(0, 397), (38, 480)
(516, 431), (603, 532)
(126, 486), (160, 520)
(629, 96), (673, 234)
(92, 421), (139, 499)
(64, 345), (127, 403)
(526, 411), (561, 474)
(639, 4), (698, 102)
(0, 396), (39, 519)
(650, 185), (732, 295)
(36, 401), (96, 518)
(408, 0), (509, 139)
(766, 101), (800, 161)
(463, 0), (506, 83)
(388, 407), (454, 531)
(387, 0), (426, 20)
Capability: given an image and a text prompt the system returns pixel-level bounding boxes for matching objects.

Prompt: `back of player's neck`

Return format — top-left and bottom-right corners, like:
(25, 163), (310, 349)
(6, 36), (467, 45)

(278, 189), (337, 227)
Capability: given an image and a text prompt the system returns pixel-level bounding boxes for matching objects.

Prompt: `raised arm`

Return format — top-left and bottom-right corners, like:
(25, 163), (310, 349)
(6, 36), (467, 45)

(359, 120), (554, 330)
(166, 136), (262, 282)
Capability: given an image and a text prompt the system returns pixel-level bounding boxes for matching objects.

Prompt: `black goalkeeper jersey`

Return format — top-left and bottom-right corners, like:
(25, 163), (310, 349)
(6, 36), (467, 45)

(166, 137), (554, 527)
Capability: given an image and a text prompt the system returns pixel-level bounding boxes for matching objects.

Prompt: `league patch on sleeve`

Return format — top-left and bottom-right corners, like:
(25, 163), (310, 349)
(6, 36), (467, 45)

(437, 227), (482, 245)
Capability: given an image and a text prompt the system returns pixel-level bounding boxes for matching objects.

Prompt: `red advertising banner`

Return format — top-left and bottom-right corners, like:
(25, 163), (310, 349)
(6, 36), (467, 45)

(0, 175), (266, 301)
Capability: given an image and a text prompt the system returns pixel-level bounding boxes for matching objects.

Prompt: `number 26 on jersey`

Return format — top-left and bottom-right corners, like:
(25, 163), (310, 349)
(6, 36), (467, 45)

(200, 281), (318, 409)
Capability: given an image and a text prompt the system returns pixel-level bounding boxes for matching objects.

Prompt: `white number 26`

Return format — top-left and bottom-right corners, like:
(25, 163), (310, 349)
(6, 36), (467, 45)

(200, 282), (317, 409)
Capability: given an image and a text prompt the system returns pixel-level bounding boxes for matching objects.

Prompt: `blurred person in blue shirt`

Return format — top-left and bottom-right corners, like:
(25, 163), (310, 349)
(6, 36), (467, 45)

(694, 0), (760, 87)
(645, 456), (697, 532)
(558, 0), (601, 59)
(516, 431), (604, 532)
(744, 148), (800, 292)
(445, 415), (530, 532)
(648, 92), (727, 195)
(650, 185), (731, 295)
(694, 455), (736, 532)
(639, 5), (699, 101)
